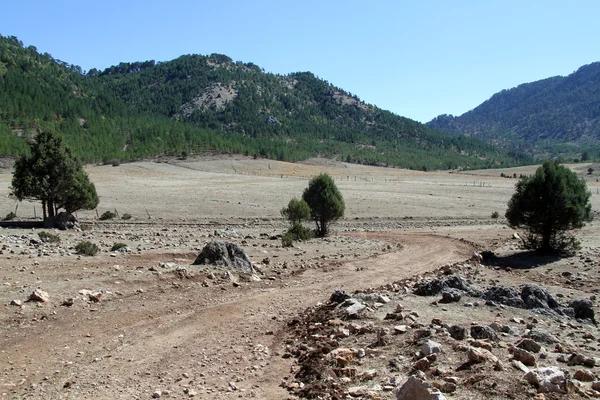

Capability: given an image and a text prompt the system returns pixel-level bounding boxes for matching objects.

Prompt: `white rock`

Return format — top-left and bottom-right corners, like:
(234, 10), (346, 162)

(29, 289), (49, 302)
(360, 369), (378, 380)
(396, 376), (447, 400)
(345, 301), (366, 315)
(421, 339), (442, 357)
(524, 367), (566, 393)
(377, 295), (391, 304)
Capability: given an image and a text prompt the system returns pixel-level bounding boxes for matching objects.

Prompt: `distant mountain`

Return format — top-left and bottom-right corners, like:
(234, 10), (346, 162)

(427, 63), (600, 159)
(0, 34), (528, 170)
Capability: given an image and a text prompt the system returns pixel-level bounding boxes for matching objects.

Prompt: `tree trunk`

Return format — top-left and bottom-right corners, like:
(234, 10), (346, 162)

(42, 201), (47, 220)
(47, 200), (55, 218)
(541, 228), (553, 252)
(320, 217), (328, 237)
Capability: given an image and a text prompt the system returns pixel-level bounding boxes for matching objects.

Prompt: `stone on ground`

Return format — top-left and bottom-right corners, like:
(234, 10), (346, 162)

(396, 376), (447, 400)
(524, 367), (566, 393)
(28, 289), (49, 303)
(421, 340), (442, 357)
(569, 299), (595, 322)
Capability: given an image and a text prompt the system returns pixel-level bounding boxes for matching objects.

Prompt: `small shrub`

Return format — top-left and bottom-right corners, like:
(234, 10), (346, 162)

(99, 210), (117, 220)
(121, 213), (132, 220)
(75, 241), (99, 256)
(38, 231), (60, 243)
(2, 212), (17, 221)
(111, 242), (128, 251)
(282, 223), (315, 247)
(288, 222), (315, 241)
(491, 211), (500, 219)
(281, 233), (294, 247)
(281, 198), (311, 224)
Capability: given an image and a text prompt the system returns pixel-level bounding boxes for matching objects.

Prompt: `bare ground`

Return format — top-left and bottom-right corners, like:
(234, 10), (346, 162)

(0, 157), (599, 399)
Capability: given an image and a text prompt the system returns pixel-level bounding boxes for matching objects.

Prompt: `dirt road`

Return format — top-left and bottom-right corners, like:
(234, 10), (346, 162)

(0, 231), (474, 399)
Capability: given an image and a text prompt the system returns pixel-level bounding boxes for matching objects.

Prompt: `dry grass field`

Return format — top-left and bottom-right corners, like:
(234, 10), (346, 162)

(4, 155), (598, 222)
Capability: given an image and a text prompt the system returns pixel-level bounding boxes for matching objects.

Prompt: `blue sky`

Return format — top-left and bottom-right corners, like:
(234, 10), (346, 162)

(3, 1), (599, 123)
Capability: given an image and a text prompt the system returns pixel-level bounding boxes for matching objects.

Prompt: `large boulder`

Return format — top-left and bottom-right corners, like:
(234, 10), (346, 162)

(521, 284), (560, 310)
(484, 286), (525, 308)
(421, 340), (443, 357)
(449, 325), (468, 340)
(193, 241), (257, 279)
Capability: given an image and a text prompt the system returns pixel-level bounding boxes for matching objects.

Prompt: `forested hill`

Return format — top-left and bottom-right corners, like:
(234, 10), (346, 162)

(0, 34), (528, 170)
(427, 62), (600, 160)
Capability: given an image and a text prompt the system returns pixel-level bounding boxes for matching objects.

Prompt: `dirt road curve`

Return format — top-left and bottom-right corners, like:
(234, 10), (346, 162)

(1, 232), (475, 399)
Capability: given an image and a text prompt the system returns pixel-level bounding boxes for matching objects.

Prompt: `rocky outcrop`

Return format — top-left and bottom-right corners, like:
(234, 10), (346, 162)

(193, 241), (258, 280)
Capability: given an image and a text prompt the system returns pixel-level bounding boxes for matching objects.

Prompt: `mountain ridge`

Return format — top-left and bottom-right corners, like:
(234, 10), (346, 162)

(0, 34), (527, 170)
(427, 62), (600, 159)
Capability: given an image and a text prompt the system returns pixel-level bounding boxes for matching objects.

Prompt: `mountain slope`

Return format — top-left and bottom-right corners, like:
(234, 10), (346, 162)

(427, 62), (600, 158)
(0, 35), (528, 169)
(96, 53), (528, 168)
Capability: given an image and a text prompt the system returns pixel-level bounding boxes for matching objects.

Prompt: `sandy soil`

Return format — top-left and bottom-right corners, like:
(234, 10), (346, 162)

(0, 156), (599, 399)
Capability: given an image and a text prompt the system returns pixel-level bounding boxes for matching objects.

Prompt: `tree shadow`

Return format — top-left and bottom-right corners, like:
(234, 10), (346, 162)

(484, 250), (563, 270)
(0, 220), (44, 229)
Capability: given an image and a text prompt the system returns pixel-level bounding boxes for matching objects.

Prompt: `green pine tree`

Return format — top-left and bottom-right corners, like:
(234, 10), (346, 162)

(12, 130), (99, 220)
(505, 161), (592, 253)
(302, 173), (345, 237)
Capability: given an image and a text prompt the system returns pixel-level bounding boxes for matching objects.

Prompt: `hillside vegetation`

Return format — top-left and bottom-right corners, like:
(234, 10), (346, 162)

(428, 62), (600, 160)
(0, 35), (528, 170)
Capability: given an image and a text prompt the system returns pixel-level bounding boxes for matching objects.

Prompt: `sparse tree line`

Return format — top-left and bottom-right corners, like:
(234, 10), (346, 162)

(277, 161), (593, 254)
(5, 129), (594, 258)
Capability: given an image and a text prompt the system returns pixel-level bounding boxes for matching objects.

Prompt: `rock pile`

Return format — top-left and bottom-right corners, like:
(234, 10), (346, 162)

(413, 272), (595, 323)
(413, 274), (477, 297)
(284, 263), (600, 399)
